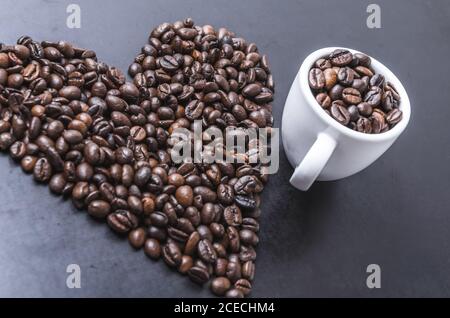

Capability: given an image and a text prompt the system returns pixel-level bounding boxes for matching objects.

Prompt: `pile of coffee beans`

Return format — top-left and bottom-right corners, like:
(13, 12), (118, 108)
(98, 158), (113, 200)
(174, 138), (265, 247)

(308, 49), (402, 133)
(0, 18), (274, 298)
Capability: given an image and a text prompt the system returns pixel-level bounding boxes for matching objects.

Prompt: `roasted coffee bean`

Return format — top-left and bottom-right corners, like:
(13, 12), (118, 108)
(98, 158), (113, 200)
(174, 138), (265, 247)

(329, 49), (353, 66)
(354, 53), (371, 67)
(178, 255), (194, 274)
(49, 173), (67, 194)
(226, 260), (242, 282)
(224, 205), (242, 226)
(175, 185), (193, 207)
(357, 102), (373, 117)
(197, 239), (217, 263)
(242, 261), (255, 281)
(342, 88), (362, 105)
(338, 67), (354, 86)
(364, 88), (382, 106)
(211, 277), (231, 296)
(386, 109), (403, 125)
(162, 241), (182, 267)
(330, 102), (350, 125)
(9, 141), (27, 160)
(88, 200), (111, 218)
(107, 210), (139, 233)
(217, 184), (234, 205)
(234, 278), (252, 296)
(308, 68), (325, 90)
(188, 265), (210, 285)
(33, 157), (52, 182)
(347, 105), (359, 122)
(21, 155), (37, 173)
(356, 117), (372, 133)
(144, 238), (161, 259)
(128, 227), (146, 249)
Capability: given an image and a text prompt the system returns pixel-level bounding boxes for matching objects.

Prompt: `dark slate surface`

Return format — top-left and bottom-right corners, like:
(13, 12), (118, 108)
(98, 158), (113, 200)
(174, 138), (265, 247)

(0, 0), (449, 297)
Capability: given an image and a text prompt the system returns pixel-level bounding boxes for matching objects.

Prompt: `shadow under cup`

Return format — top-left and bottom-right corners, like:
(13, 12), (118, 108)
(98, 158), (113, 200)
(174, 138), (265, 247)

(282, 47), (411, 190)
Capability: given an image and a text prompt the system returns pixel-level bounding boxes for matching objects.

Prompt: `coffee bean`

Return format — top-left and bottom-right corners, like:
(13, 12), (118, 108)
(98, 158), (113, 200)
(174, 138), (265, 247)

(9, 141), (27, 161)
(49, 173), (67, 194)
(330, 102), (350, 125)
(88, 200), (111, 218)
(21, 155), (37, 173)
(242, 261), (255, 281)
(144, 238), (161, 259)
(33, 157), (52, 182)
(329, 49), (353, 66)
(178, 255), (194, 274)
(342, 87), (362, 105)
(386, 109), (403, 125)
(356, 117), (372, 133)
(162, 241), (182, 267)
(188, 265), (210, 285)
(63, 130), (83, 144)
(197, 239), (217, 263)
(354, 53), (371, 67)
(234, 279), (252, 296)
(107, 210), (139, 233)
(211, 277), (231, 296)
(316, 93), (331, 108)
(128, 227), (146, 249)
(308, 68), (325, 90)
(175, 185), (193, 207)
(224, 205), (242, 226)
(357, 102), (373, 117)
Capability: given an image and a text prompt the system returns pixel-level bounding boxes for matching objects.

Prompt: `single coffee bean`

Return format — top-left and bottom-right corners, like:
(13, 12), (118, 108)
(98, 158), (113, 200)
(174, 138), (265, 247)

(330, 102), (350, 125)
(187, 265), (210, 285)
(210, 277), (231, 296)
(144, 238), (161, 259)
(356, 117), (372, 133)
(175, 185), (193, 207)
(357, 102), (373, 117)
(21, 155), (37, 173)
(49, 173), (67, 194)
(88, 200), (111, 218)
(33, 157), (52, 183)
(9, 141), (27, 160)
(162, 241), (182, 267)
(197, 239), (217, 263)
(107, 210), (139, 233)
(308, 68), (325, 90)
(329, 49), (353, 66)
(347, 105), (359, 122)
(342, 87), (362, 105)
(178, 255), (194, 274)
(128, 227), (146, 249)
(234, 279), (252, 296)
(386, 109), (403, 125)
(323, 68), (337, 90)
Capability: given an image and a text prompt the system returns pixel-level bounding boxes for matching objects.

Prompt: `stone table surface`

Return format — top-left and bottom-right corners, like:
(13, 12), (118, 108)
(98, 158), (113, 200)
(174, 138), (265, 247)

(1, 0), (449, 297)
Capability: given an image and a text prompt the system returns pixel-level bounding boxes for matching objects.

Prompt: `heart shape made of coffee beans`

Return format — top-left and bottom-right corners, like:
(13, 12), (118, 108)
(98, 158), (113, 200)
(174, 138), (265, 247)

(0, 18), (274, 298)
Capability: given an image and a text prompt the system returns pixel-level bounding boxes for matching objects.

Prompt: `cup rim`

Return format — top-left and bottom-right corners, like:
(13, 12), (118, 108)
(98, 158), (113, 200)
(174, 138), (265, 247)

(298, 47), (411, 142)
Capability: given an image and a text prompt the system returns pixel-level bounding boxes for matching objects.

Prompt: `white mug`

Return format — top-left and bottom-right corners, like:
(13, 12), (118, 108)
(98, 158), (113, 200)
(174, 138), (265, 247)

(282, 47), (411, 191)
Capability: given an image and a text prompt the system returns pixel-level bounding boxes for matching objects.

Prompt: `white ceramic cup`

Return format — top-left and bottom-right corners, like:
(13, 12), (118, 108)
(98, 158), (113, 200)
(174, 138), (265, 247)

(282, 47), (411, 191)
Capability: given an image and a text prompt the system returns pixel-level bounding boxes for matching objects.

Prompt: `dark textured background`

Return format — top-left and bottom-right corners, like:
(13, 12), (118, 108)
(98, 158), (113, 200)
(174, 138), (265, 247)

(1, 0), (449, 297)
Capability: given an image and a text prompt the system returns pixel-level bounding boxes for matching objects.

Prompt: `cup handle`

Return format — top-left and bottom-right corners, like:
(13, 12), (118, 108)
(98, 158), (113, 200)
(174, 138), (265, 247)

(289, 132), (337, 191)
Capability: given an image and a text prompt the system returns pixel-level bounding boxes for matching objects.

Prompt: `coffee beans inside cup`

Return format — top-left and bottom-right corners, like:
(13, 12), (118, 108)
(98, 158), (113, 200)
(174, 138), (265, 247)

(308, 49), (402, 134)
